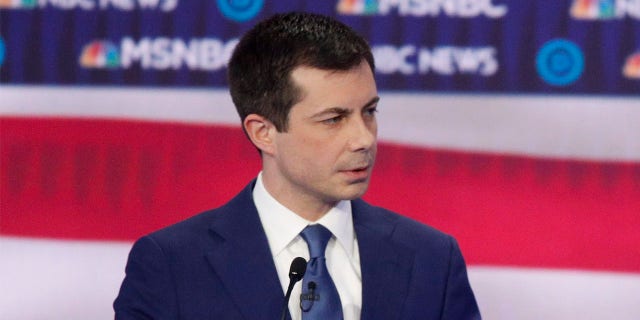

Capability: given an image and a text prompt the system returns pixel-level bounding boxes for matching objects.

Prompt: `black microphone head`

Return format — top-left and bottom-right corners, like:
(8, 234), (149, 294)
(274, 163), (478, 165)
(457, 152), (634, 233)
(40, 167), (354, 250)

(289, 257), (307, 282)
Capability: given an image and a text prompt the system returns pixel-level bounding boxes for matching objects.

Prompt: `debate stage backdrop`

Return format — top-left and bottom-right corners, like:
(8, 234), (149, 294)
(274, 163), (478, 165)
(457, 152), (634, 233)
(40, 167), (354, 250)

(1, 0), (640, 319)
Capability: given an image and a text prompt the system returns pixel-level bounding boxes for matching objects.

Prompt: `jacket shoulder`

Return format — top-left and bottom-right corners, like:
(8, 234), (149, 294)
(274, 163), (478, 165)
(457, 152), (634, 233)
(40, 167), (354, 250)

(353, 199), (454, 252)
(142, 181), (256, 250)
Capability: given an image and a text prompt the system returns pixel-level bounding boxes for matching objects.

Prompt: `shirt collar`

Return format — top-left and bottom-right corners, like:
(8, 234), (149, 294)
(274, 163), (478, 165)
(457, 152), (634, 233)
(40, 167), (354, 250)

(253, 172), (355, 258)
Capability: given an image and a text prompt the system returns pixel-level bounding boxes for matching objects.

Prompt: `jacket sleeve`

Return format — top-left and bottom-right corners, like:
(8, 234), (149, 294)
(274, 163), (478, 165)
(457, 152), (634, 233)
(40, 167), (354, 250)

(113, 236), (178, 319)
(441, 236), (482, 320)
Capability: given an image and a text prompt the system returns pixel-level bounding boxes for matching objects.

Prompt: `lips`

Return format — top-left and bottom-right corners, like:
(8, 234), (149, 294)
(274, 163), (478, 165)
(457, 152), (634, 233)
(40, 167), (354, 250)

(340, 161), (370, 172)
(339, 154), (374, 176)
(346, 164), (367, 171)
(339, 163), (372, 181)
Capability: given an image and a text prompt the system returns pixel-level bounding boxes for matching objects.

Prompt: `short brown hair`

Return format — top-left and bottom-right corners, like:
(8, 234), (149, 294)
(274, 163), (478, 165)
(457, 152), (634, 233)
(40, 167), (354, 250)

(228, 12), (375, 132)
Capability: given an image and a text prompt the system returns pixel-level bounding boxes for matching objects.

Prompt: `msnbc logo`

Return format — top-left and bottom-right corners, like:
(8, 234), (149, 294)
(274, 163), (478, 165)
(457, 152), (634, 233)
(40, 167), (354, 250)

(79, 41), (120, 69)
(0, 0), (37, 8)
(622, 51), (640, 79)
(336, 0), (507, 18)
(78, 37), (238, 71)
(570, 0), (640, 20)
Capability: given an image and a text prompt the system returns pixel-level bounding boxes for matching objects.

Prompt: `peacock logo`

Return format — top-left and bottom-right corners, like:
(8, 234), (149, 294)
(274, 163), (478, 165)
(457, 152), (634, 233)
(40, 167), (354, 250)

(0, 0), (37, 9)
(622, 51), (640, 79)
(336, 0), (379, 15)
(570, 0), (640, 20)
(79, 41), (120, 69)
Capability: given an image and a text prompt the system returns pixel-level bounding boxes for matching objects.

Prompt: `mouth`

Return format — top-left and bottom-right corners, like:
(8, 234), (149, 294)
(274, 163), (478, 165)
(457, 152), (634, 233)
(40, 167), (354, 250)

(339, 165), (371, 181)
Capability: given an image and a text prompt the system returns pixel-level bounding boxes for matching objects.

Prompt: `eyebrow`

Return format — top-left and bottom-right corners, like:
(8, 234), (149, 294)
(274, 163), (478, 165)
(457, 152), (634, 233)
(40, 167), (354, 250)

(363, 96), (380, 109)
(312, 96), (380, 119)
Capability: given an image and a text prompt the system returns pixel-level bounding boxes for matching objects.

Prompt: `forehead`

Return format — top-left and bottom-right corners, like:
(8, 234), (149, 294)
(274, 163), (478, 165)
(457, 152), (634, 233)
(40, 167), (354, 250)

(289, 62), (377, 110)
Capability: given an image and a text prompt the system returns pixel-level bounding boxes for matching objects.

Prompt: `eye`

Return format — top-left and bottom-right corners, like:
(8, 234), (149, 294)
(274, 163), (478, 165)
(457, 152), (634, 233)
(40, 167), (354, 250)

(322, 115), (344, 124)
(364, 106), (378, 117)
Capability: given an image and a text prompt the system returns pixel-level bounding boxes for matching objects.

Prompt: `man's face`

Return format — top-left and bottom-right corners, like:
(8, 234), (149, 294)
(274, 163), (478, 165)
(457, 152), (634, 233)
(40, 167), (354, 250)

(266, 61), (379, 213)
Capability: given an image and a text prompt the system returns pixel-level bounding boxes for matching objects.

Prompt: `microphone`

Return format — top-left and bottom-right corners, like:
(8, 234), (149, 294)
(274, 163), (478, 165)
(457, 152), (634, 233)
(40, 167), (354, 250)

(280, 257), (307, 320)
(300, 281), (316, 312)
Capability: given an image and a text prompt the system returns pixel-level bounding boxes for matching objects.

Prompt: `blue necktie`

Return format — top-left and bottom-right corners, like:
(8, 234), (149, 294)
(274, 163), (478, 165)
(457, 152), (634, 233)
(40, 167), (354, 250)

(299, 224), (343, 320)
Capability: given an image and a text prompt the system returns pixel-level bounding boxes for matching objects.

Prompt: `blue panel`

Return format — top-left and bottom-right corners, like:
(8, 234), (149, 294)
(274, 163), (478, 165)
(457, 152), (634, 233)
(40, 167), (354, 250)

(0, 0), (639, 94)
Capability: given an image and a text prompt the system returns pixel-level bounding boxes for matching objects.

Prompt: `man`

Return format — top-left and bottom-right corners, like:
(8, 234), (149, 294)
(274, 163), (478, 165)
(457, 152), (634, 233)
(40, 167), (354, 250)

(114, 12), (481, 320)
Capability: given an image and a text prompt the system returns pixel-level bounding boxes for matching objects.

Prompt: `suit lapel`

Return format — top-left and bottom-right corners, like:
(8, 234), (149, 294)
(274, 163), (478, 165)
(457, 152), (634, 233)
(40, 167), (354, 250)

(205, 182), (285, 320)
(353, 200), (415, 320)
(200, 185), (415, 319)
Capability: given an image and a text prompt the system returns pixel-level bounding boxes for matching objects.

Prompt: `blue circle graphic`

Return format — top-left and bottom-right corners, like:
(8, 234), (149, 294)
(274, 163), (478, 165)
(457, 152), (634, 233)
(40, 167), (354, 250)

(217, 0), (264, 22)
(0, 38), (5, 67)
(536, 39), (584, 86)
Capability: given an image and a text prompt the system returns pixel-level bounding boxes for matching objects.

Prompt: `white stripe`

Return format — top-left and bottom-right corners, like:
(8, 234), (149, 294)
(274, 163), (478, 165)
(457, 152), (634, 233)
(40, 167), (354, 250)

(2, 86), (639, 161)
(0, 236), (130, 320)
(0, 86), (240, 125)
(468, 266), (640, 320)
(2, 236), (639, 320)
(380, 93), (640, 161)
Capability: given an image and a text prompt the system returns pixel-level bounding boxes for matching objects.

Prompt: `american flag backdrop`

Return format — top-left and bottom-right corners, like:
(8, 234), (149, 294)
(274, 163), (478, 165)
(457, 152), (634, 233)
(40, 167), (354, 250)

(1, 1), (639, 319)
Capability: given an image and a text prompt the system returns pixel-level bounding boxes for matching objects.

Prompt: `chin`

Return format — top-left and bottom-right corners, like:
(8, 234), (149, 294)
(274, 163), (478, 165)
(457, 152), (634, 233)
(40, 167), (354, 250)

(338, 184), (369, 200)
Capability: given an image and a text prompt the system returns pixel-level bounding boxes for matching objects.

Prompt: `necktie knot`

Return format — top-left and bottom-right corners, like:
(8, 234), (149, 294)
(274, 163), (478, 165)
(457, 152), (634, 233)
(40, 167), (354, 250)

(300, 224), (332, 259)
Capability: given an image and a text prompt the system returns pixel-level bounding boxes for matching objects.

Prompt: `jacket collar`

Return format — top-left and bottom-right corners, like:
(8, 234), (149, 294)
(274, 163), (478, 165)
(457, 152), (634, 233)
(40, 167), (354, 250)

(205, 181), (285, 319)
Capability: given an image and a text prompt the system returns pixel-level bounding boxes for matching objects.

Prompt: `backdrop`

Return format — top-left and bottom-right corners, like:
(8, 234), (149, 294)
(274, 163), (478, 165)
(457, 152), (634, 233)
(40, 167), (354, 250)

(1, 0), (639, 319)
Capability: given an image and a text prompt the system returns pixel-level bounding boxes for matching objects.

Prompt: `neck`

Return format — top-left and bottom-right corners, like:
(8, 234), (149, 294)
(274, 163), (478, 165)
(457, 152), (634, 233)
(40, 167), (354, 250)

(260, 172), (337, 222)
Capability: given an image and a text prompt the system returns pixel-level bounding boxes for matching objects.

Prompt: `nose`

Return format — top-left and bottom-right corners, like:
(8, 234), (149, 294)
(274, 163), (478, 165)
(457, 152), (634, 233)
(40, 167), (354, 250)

(348, 116), (377, 152)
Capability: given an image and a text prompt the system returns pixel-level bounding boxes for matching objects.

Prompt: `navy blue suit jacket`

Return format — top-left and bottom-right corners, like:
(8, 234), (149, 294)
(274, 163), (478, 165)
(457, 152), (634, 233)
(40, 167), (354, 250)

(114, 181), (481, 319)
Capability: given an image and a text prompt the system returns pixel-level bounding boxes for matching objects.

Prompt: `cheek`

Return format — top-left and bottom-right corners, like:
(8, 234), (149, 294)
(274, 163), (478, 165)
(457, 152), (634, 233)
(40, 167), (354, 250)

(294, 138), (342, 170)
(300, 142), (334, 163)
(295, 131), (334, 153)
(279, 128), (345, 169)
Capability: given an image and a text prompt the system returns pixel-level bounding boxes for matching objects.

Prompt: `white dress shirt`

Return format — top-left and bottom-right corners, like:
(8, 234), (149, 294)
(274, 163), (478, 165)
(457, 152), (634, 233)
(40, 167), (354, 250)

(253, 173), (362, 320)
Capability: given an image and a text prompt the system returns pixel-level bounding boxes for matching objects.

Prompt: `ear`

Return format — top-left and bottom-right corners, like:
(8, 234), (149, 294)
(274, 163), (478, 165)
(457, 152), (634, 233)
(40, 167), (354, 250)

(243, 114), (276, 156)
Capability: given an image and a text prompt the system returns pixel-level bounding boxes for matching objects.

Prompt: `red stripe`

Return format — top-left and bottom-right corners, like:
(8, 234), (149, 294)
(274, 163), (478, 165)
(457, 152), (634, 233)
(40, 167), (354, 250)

(2, 117), (639, 272)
